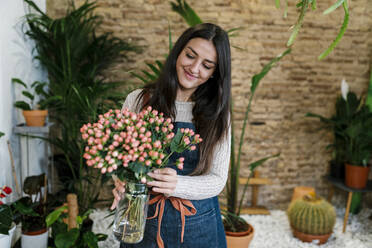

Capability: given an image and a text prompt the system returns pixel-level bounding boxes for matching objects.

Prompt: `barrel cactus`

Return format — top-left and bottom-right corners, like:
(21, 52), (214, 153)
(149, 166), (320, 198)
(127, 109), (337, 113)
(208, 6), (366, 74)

(287, 194), (336, 240)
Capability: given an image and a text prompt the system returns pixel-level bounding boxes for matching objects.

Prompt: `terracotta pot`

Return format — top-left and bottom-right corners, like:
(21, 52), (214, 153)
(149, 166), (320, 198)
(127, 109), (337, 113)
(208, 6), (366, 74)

(345, 163), (371, 189)
(22, 110), (48, 126)
(21, 228), (48, 248)
(292, 228), (331, 245)
(225, 224), (254, 248)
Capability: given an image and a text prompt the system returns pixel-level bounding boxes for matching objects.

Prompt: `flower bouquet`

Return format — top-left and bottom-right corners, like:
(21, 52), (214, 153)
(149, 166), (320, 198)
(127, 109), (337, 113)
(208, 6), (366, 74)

(80, 106), (201, 243)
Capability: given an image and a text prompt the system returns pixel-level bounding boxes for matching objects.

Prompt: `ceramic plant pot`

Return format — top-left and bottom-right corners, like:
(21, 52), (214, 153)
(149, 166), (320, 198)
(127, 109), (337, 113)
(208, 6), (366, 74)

(21, 228), (48, 248)
(0, 223), (16, 248)
(345, 164), (371, 189)
(225, 224), (254, 248)
(22, 110), (48, 126)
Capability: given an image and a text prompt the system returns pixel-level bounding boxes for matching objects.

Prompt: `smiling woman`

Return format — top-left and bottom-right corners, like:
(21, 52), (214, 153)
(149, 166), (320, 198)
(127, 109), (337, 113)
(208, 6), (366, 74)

(112, 23), (232, 248)
(176, 38), (217, 102)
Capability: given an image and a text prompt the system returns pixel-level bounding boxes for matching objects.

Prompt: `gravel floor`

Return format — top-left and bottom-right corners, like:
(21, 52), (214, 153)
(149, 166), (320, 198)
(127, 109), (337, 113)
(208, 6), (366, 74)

(91, 207), (372, 248)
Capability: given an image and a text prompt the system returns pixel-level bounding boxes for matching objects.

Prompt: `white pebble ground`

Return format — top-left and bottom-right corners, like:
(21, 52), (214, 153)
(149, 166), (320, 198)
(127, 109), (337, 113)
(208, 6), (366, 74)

(91, 207), (372, 248)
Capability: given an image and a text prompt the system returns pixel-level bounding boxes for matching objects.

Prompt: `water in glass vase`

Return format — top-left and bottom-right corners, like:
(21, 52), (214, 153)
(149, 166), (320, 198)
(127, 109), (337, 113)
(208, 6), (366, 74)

(113, 182), (149, 244)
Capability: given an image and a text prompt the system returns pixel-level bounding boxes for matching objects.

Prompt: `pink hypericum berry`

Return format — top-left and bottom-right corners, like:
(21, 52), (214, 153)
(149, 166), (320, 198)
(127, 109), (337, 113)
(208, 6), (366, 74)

(177, 163), (184, 170)
(153, 140), (161, 148)
(112, 151), (118, 157)
(160, 153), (165, 159)
(139, 156), (145, 162)
(101, 167), (107, 174)
(109, 145), (115, 150)
(145, 160), (151, 166)
(156, 159), (162, 165)
(112, 164), (118, 170)
(179, 157), (185, 162)
(149, 118), (154, 124)
(169, 124), (174, 130)
(190, 145), (196, 151)
(155, 126), (160, 131)
(162, 127), (167, 133)
(183, 137), (190, 145)
(97, 162), (103, 168)
(107, 167), (113, 173)
(180, 128), (185, 133)
(139, 127), (146, 133)
(97, 144), (103, 150)
(82, 133), (89, 140)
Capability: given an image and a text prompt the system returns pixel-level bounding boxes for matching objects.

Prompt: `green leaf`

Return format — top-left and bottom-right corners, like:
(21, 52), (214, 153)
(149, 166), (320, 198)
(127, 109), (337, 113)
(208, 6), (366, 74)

(275, 0), (280, 8)
(83, 231), (99, 248)
(22, 91), (35, 101)
(0, 205), (12, 235)
(318, 1), (349, 60)
(251, 48), (291, 95)
(170, 0), (203, 27)
(323, 0), (344, 15)
(170, 129), (183, 153)
(55, 228), (80, 248)
(249, 153), (280, 172)
(12, 78), (27, 89)
(0, 131), (4, 138)
(46, 206), (68, 227)
(287, 0), (309, 46)
(129, 161), (148, 174)
(13, 200), (39, 217)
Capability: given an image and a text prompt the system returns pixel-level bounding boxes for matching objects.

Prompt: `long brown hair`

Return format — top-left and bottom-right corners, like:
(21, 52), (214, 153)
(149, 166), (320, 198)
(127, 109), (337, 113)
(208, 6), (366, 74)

(137, 23), (231, 175)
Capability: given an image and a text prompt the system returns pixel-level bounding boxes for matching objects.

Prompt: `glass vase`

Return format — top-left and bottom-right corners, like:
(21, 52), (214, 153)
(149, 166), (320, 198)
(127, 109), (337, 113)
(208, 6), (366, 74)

(113, 182), (149, 244)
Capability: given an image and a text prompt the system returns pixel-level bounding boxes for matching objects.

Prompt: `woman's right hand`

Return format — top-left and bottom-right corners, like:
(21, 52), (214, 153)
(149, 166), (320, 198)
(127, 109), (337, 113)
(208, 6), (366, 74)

(110, 177), (125, 210)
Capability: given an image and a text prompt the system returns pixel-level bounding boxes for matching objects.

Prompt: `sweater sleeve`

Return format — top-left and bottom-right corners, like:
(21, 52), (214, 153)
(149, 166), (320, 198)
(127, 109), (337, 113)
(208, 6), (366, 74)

(121, 89), (142, 113)
(169, 125), (231, 200)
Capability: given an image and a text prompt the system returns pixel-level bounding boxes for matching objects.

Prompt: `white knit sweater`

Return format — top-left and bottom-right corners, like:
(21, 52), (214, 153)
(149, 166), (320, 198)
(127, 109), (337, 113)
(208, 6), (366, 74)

(122, 89), (231, 200)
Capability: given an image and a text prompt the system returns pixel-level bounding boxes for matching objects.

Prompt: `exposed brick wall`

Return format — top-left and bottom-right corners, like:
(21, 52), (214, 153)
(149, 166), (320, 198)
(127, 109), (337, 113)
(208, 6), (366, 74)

(46, 0), (372, 209)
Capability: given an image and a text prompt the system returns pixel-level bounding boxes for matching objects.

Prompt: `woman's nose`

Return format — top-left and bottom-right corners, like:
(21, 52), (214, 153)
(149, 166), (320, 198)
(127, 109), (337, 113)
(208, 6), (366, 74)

(189, 60), (200, 74)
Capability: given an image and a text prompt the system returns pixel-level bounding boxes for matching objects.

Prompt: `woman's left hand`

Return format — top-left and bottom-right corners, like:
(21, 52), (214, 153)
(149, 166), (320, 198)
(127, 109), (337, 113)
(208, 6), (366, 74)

(147, 168), (178, 195)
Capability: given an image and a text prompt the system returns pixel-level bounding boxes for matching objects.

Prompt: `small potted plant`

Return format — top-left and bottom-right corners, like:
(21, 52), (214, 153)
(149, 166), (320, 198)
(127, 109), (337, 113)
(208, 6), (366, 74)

(45, 193), (107, 248)
(12, 78), (49, 126)
(12, 174), (49, 248)
(287, 194), (336, 245)
(0, 186), (16, 248)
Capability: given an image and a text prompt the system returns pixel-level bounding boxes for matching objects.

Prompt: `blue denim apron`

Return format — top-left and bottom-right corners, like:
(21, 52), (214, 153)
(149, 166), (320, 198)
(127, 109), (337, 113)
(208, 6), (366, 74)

(121, 122), (227, 248)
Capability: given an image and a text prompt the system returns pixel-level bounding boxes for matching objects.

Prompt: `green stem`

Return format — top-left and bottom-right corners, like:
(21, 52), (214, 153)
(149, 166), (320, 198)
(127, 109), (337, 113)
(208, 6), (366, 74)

(287, 0), (309, 47)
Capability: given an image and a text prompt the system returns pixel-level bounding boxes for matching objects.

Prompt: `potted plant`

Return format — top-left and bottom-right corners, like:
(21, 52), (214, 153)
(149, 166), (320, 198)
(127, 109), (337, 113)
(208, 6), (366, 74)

(221, 50), (289, 247)
(45, 194), (107, 248)
(12, 174), (49, 248)
(0, 185), (16, 248)
(12, 78), (49, 126)
(305, 80), (356, 180)
(287, 194), (336, 245)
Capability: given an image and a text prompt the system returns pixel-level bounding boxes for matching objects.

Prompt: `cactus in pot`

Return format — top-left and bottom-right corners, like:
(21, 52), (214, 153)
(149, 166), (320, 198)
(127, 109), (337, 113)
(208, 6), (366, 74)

(287, 194), (336, 245)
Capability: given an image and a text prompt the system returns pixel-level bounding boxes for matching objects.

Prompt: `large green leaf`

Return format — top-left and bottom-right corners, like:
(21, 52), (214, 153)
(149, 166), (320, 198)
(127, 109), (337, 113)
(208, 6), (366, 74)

(46, 205), (68, 227)
(82, 231), (99, 248)
(12, 78), (28, 89)
(14, 101), (31, 110)
(0, 205), (12, 235)
(55, 228), (80, 248)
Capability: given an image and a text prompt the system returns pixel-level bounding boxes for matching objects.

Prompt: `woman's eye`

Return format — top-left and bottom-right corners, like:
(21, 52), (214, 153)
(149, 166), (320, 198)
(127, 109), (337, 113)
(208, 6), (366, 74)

(186, 53), (194, 59)
(203, 64), (212, 70)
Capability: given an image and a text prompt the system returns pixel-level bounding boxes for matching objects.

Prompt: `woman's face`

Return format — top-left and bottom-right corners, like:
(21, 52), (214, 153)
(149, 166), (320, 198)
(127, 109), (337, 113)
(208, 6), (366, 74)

(176, 38), (217, 101)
